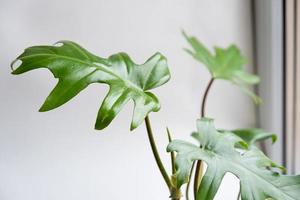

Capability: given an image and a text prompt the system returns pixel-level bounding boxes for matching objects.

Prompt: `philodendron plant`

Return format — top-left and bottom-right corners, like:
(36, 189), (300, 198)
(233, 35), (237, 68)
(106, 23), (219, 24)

(11, 31), (300, 200)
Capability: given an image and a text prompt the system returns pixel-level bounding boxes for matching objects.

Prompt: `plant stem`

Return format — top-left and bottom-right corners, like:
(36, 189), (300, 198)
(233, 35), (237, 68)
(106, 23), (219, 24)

(185, 162), (195, 200)
(201, 78), (214, 117)
(193, 161), (203, 199)
(145, 116), (172, 190)
(237, 187), (241, 200)
(167, 127), (176, 174)
(193, 78), (214, 198)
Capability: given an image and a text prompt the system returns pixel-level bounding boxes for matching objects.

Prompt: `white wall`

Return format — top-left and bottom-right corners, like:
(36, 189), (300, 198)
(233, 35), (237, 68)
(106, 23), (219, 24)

(0, 0), (255, 199)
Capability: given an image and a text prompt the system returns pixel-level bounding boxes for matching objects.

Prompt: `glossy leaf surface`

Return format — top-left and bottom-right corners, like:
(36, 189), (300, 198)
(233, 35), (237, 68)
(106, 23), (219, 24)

(167, 118), (300, 200)
(183, 32), (261, 103)
(11, 41), (170, 130)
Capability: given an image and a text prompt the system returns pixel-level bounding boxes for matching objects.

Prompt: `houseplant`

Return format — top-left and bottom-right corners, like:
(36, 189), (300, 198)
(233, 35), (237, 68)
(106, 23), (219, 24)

(10, 32), (300, 200)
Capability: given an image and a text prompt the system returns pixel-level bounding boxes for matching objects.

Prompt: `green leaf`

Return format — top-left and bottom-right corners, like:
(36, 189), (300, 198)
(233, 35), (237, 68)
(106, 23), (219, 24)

(183, 31), (261, 104)
(230, 128), (277, 146)
(167, 118), (299, 200)
(11, 41), (170, 130)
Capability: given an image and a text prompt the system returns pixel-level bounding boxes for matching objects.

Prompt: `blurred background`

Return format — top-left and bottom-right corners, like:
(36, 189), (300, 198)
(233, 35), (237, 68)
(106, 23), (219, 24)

(0, 0), (298, 199)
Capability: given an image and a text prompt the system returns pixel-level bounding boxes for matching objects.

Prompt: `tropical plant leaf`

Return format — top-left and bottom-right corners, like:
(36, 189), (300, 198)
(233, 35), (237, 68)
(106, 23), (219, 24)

(167, 118), (300, 200)
(11, 41), (170, 130)
(230, 128), (277, 146)
(183, 31), (261, 104)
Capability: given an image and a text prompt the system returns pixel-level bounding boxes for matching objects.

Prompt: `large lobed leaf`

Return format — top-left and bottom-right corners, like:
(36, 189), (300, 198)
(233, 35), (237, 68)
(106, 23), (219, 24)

(11, 41), (170, 130)
(183, 31), (261, 104)
(167, 118), (300, 200)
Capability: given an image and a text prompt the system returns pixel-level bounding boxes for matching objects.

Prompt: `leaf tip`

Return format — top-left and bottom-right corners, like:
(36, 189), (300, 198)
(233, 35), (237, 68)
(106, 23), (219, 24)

(11, 70), (18, 75)
(181, 29), (188, 38)
(10, 59), (22, 74)
(94, 120), (107, 131)
(271, 134), (278, 144)
(254, 96), (263, 105)
(130, 125), (135, 131)
(130, 122), (138, 131)
(38, 105), (49, 112)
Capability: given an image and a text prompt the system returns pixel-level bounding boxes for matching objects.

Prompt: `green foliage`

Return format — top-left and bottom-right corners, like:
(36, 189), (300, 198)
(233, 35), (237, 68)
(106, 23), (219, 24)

(230, 128), (277, 146)
(11, 33), (300, 200)
(11, 41), (170, 130)
(167, 118), (300, 200)
(183, 31), (261, 104)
